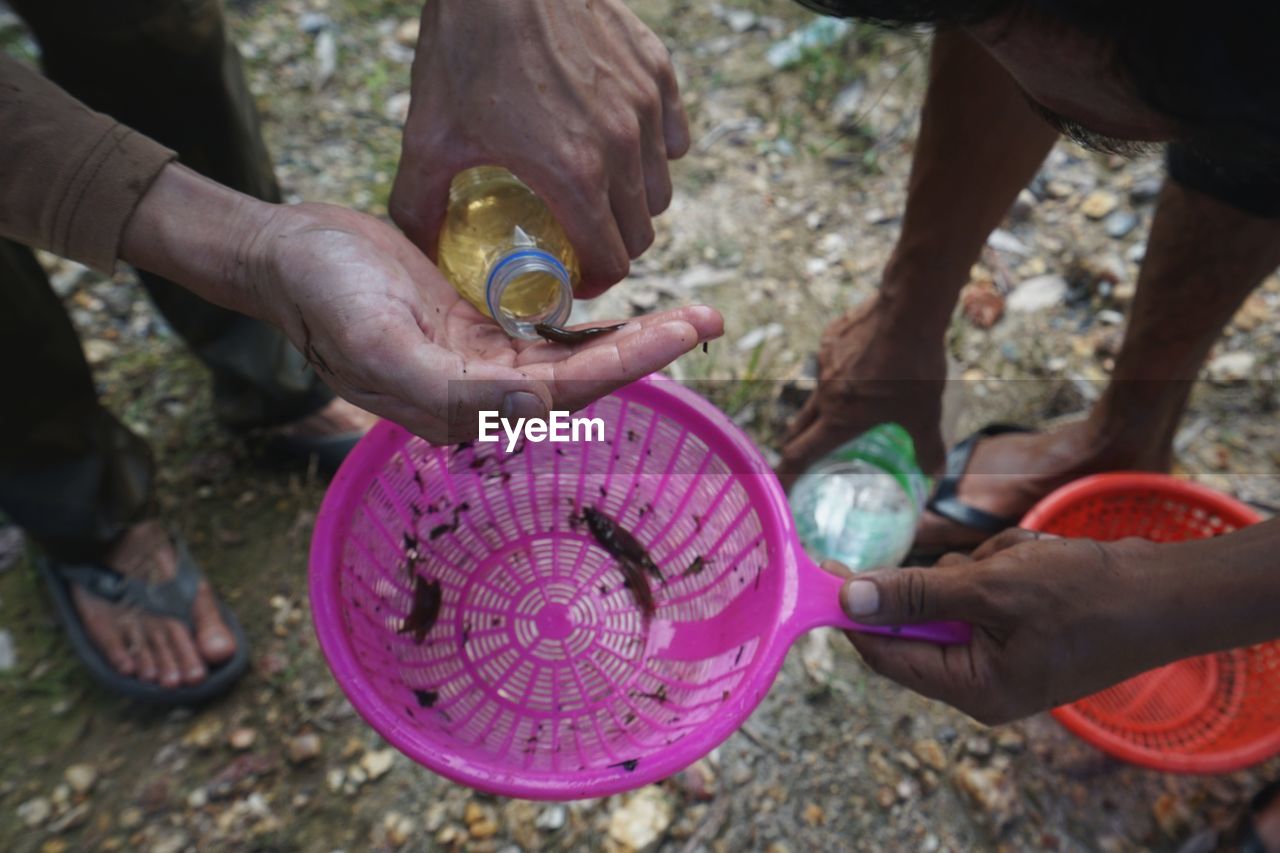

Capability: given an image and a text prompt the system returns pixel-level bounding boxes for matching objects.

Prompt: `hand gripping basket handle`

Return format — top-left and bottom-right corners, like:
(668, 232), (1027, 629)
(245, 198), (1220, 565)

(785, 553), (972, 645)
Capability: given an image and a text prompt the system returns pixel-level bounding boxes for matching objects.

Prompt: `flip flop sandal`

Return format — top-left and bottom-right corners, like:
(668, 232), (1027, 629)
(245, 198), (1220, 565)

(36, 537), (250, 705)
(907, 423), (1033, 563)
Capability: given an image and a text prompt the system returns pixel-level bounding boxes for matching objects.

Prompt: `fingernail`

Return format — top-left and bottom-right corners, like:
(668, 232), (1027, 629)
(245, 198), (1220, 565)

(842, 580), (880, 617)
(500, 391), (546, 422)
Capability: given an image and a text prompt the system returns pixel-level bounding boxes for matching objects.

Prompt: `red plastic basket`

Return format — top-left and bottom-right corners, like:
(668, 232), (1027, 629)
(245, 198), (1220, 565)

(1021, 472), (1280, 773)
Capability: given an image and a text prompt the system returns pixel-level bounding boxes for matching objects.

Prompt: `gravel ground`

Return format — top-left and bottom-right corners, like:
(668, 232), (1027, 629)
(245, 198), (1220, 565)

(2, 1), (1279, 851)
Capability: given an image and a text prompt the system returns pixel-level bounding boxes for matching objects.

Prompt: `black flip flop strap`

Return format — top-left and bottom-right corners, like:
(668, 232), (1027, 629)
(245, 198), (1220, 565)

(55, 540), (201, 624)
(926, 424), (1032, 534)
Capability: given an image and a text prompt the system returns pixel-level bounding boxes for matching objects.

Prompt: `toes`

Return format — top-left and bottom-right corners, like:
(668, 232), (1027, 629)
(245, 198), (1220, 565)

(167, 620), (208, 686)
(126, 619), (158, 683)
(191, 582), (236, 665)
(145, 621), (182, 689)
(73, 591), (138, 678)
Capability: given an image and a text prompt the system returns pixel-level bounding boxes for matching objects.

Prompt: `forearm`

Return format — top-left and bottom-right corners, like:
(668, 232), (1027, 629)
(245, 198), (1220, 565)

(0, 53), (175, 273)
(883, 29), (1057, 327)
(1138, 519), (1280, 661)
(119, 162), (277, 320)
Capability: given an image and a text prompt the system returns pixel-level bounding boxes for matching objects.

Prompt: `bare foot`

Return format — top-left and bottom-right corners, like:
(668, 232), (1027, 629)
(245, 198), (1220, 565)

(913, 418), (1170, 554)
(71, 521), (235, 689)
(271, 397), (377, 440)
(777, 295), (947, 489)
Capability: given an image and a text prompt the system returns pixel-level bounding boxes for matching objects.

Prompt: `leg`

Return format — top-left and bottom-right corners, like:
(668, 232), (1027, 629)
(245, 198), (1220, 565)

(0, 238), (235, 688)
(12, 0), (337, 429)
(779, 29), (1059, 481)
(0, 239), (152, 559)
(915, 179), (1280, 552)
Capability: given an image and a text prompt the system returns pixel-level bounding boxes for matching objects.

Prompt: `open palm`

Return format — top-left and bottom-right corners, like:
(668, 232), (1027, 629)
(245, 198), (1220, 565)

(255, 203), (721, 442)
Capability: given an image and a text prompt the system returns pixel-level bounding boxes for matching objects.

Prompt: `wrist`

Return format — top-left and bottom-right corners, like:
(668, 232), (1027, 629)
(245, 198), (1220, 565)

(877, 248), (970, 333)
(119, 163), (279, 321)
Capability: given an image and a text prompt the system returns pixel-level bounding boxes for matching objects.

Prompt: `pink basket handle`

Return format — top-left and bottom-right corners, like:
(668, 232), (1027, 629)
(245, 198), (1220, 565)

(786, 553), (971, 645)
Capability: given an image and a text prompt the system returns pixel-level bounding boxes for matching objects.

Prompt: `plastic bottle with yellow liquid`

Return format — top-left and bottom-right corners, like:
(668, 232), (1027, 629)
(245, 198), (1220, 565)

(438, 166), (579, 339)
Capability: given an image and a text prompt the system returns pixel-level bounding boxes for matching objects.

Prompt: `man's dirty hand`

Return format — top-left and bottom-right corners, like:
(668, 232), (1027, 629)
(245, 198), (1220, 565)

(832, 530), (1175, 725)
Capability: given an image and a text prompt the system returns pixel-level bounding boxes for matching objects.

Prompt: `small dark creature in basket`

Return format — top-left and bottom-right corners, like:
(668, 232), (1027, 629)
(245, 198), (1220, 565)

(399, 576), (442, 644)
(573, 506), (662, 617)
(579, 506), (662, 581)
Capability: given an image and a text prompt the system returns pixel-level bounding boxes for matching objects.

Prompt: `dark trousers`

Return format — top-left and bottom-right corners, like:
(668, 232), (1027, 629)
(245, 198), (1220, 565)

(0, 0), (332, 561)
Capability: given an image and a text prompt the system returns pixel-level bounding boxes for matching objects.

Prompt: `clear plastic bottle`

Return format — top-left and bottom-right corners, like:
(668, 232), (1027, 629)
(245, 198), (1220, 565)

(438, 166), (578, 339)
(788, 423), (929, 571)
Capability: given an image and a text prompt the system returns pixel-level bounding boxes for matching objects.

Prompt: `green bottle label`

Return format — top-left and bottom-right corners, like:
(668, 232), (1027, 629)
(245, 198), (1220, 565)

(826, 423), (929, 508)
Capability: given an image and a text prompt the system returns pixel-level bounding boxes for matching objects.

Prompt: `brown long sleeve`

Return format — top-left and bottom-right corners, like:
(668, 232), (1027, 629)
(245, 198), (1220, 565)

(0, 53), (175, 274)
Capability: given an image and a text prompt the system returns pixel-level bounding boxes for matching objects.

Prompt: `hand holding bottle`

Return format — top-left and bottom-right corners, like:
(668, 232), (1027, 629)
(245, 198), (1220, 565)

(390, 0), (690, 295)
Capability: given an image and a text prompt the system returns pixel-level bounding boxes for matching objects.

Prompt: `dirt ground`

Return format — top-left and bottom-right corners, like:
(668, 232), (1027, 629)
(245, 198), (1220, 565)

(2, 1), (1279, 851)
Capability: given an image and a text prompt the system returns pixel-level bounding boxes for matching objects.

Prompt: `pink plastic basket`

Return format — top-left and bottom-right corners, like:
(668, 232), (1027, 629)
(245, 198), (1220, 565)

(309, 376), (967, 799)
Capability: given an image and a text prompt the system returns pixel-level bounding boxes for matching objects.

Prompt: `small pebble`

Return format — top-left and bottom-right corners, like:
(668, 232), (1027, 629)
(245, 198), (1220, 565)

(1007, 275), (1067, 313)
(1009, 188), (1037, 222)
(1129, 176), (1163, 204)
(65, 763), (97, 795)
(227, 727), (257, 751)
(995, 729), (1026, 753)
(298, 11), (331, 33)
(1208, 351), (1256, 382)
(360, 749), (395, 781)
(607, 787), (674, 851)
(0, 629), (16, 672)
(912, 739), (948, 772)
(953, 762), (1019, 830)
(149, 831), (189, 853)
(384, 91), (411, 125)
(1104, 209), (1138, 238)
(383, 811), (415, 847)
(394, 18), (420, 46)
(874, 786), (896, 809)
(184, 719), (221, 751)
(425, 802), (449, 832)
(18, 796), (51, 827)
(287, 733), (322, 765)
(83, 339), (119, 365)
(535, 804), (567, 832)
(966, 735), (994, 759)
(1080, 190), (1119, 219)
